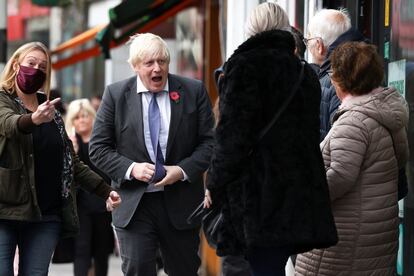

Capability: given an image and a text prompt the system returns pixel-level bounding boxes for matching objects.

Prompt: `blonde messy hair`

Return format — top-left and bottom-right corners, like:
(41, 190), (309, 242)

(127, 33), (170, 67)
(0, 42), (51, 97)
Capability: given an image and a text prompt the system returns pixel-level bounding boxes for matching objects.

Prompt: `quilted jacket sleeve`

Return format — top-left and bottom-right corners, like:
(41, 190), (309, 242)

(323, 114), (368, 201)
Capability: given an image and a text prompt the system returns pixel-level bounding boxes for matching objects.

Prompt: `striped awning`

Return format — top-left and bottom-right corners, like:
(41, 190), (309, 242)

(51, 0), (195, 70)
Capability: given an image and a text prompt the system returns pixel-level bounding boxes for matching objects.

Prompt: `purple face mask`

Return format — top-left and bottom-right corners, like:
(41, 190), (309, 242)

(16, 65), (46, 94)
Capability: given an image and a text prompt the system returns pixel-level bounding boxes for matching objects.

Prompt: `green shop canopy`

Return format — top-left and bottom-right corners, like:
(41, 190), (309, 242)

(32, 0), (71, 7)
(97, 0), (187, 59)
(51, 0), (195, 69)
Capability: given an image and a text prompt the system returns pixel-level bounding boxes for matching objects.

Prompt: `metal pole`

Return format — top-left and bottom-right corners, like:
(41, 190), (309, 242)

(0, 0), (7, 73)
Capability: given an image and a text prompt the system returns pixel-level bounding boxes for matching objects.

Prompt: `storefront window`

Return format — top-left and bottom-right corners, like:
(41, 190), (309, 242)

(389, 0), (414, 275)
(175, 7), (204, 80)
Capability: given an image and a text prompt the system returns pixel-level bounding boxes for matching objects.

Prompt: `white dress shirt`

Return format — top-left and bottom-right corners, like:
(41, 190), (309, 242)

(124, 76), (187, 191)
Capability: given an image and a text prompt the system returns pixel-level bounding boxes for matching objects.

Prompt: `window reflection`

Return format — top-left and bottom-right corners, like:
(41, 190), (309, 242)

(390, 1), (414, 275)
(175, 8), (203, 80)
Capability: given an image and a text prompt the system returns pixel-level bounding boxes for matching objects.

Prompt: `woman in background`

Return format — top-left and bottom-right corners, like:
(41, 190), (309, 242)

(295, 42), (409, 275)
(66, 99), (115, 276)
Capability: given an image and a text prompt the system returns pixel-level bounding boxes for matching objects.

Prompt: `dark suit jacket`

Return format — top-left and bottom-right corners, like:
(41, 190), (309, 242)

(89, 74), (214, 229)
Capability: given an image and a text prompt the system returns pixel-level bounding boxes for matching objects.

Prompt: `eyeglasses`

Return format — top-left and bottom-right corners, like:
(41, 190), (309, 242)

(302, 37), (321, 46)
(327, 69), (334, 78)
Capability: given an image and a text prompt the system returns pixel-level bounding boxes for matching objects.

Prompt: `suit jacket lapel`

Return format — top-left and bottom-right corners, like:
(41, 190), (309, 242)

(125, 79), (151, 161)
(166, 75), (183, 160)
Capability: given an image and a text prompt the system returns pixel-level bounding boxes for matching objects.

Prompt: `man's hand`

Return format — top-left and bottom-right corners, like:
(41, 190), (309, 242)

(106, 191), (121, 211)
(131, 162), (155, 182)
(154, 166), (184, 187)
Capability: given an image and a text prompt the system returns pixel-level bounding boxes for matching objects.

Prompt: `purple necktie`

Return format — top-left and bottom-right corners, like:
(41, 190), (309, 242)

(149, 92), (166, 183)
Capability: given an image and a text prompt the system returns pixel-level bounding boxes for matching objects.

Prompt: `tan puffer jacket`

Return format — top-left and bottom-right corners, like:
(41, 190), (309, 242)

(295, 87), (409, 276)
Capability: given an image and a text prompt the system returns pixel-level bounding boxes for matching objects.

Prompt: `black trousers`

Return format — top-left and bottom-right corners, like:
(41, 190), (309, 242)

(115, 192), (201, 276)
(221, 255), (252, 276)
(247, 246), (291, 276)
(74, 211), (114, 276)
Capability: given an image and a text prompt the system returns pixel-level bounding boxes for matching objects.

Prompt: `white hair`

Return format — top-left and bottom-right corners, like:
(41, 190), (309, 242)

(307, 8), (351, 47)
(127, 33), (170, 67)
(244, 2), (291, 38)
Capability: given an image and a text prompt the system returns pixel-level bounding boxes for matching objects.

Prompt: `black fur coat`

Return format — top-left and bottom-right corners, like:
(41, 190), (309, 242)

(207, 30), (338, 256)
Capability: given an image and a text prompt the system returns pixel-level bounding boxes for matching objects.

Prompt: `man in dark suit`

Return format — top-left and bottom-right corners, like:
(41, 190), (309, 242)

(89, 33), (215, 276)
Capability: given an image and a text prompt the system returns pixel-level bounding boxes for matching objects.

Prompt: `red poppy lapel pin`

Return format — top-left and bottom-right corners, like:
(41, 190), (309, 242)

(169, 91), (180, 103)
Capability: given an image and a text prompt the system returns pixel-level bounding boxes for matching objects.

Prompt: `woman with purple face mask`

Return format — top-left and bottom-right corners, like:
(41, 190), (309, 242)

(0, 42), (122, 276)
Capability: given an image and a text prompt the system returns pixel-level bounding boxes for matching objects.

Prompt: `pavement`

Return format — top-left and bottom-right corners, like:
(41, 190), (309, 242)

(48, 255), (123, 276)
(48, 255), (170, 276)
(46, 252), (295, 276)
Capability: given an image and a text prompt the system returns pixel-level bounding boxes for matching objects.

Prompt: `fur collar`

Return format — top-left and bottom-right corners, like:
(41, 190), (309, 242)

(230, 29), (296, 59)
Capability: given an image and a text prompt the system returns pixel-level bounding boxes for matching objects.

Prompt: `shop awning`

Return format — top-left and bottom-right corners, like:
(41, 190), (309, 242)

(51, 0), (196, 70)
(51, 24), (106, 56)
(32, 0), (71, 7)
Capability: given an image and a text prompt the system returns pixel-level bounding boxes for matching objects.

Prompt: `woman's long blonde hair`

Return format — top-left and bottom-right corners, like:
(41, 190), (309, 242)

(0, 42), (52, 97)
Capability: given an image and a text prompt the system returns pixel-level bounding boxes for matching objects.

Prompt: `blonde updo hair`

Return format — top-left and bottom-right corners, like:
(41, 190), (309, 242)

(127, 33), (170, 67)
(65, 98), (96, 136)
(245, 2), (291, 38)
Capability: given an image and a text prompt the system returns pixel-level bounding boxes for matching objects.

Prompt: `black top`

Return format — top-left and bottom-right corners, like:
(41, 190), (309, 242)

(76, 134), (110, 213)
(32, 117), (63, 215)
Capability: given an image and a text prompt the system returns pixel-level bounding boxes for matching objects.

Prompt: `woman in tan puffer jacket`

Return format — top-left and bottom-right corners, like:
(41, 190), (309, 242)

(295, 42), (409, 276)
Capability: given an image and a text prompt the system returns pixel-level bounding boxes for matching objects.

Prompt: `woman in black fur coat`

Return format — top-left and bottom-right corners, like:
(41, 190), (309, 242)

(206, 3), (337, 275)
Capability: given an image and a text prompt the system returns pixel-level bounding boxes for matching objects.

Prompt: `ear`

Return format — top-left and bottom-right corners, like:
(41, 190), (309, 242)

(131, 62), (140, 73)
(12, 60), (19, 72)
(316, 39), (327, 56)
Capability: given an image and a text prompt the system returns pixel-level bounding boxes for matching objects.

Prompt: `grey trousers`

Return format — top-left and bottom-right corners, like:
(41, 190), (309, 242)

(115, 192), (201, 276)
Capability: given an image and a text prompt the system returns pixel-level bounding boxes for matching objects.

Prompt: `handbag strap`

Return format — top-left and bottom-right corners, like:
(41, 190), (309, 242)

(250, 61), (305, 154)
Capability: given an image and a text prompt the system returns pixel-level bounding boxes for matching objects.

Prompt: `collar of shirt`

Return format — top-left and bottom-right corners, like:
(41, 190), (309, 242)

(136, 75), (169, 94)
